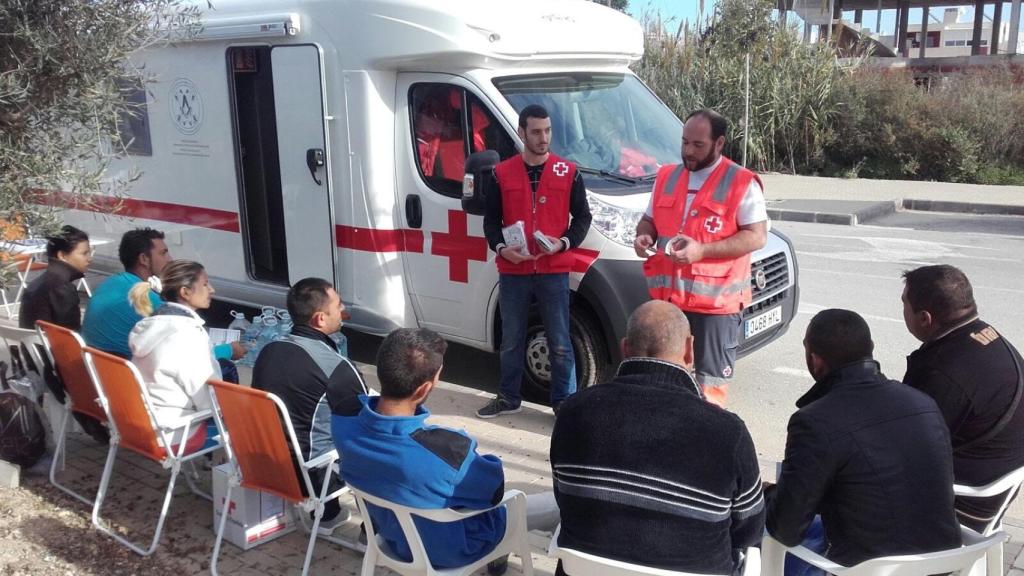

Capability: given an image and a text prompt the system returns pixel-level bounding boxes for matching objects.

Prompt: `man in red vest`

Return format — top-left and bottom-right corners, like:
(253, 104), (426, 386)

(633, 109), (768, 408)
(477, 104), (592, 418)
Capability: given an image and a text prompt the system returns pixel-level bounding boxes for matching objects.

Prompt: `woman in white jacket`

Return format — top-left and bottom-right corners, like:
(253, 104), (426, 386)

(128, 260), (221, 453)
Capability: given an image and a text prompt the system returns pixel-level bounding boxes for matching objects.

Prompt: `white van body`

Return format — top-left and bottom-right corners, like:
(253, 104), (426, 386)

(63, 0), (799, 392)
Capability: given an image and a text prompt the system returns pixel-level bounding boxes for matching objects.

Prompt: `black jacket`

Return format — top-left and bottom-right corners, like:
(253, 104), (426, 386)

(252, 326), (367, 461)
(18, 259), (83, 331)
(904, 318), (1024, 529)
(551, 358), (764, 575)
(766, 360), (961, 567)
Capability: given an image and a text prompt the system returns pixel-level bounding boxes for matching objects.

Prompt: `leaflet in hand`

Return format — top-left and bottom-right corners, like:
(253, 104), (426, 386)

(533, 230), (559, 253)
(502, 221), (530, 256)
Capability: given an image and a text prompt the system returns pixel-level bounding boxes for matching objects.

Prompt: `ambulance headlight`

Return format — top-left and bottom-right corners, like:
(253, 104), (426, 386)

(587, 194), (643, 248)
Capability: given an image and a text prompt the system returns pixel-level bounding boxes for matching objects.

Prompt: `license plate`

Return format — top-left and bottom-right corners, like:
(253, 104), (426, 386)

(745, 306), (782, 339)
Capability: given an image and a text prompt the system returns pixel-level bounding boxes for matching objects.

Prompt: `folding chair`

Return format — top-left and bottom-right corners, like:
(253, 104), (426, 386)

(208, 380), (364, 576)
(35, 320), (107, 506)
(555, 546), (760, 576)
(82, 346), (220, 556)
(954, 464), (1024, 575)
(1, 253), (48, 318)
(349, 484), (535, 576)
(760, 526), (1006, 576)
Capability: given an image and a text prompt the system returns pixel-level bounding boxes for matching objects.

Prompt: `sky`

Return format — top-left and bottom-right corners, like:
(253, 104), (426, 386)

(630, 0), (1024, 39)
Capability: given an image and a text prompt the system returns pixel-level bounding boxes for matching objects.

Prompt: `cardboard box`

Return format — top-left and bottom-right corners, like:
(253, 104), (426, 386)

(212, 463), (296, 550)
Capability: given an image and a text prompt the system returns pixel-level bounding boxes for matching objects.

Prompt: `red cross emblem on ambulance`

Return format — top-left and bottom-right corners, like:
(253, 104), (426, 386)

(704, 215), (723, 234)
(553, 161), (569, 177)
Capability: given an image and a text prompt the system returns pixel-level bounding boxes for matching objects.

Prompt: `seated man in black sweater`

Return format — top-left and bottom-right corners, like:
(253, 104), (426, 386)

(767, 309), (961, 575)
(902, 265), (1024, 532)
(252, 277), (368, 535)
(551, 300), (764, 574)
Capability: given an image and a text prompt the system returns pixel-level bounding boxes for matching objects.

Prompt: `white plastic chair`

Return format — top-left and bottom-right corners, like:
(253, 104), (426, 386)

(208, 379), (364, 576)
(954, 464), (1024, 575)
(349, 485), (535, 576)
(83, 346), (220, 556)
(556, 545), (760, 576)
(760, 526), (1006, 576)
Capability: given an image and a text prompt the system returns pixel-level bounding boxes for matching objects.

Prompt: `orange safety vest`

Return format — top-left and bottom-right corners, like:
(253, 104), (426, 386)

(643, 157), (761, 315)
(494, 153), (576, 275)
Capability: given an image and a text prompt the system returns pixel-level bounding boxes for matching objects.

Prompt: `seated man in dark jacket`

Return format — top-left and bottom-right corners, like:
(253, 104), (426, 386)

(902, 265), (1024, 532)
(766, 309), (961, 575)
(252, 277), (368, 534)
(551, 300), (764, 575)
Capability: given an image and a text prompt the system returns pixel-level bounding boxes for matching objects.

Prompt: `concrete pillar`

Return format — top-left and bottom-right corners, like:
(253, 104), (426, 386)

(894, 3), (903, 48)
(855, 9), (863, 24)
(991, 1), (1003, 54)
(898, 0), (911, 56)
(779, 0), (788, 27)
(920, 5), (930, 58)
(972, 0), (985, 55)
(1010, 0), (1021, 54)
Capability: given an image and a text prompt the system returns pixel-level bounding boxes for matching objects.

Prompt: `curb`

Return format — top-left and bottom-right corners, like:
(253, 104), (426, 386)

(901, 199), (1024, 217)
(767, 200), (898, 226)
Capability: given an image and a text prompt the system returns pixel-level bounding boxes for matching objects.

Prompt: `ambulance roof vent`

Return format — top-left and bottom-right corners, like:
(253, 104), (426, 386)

(193, 13), (300, 42)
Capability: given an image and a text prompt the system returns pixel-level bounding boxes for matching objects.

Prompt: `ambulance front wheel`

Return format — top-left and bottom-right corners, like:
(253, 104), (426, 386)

(522, 308), (610, 403)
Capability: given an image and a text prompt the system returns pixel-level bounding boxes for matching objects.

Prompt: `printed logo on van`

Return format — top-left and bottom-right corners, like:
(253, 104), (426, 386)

(170, 78), (204, 136)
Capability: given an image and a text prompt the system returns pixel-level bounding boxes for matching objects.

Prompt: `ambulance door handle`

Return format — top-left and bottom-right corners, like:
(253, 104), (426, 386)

(306, 148), (325, 186)
(406, 195), (422, 229)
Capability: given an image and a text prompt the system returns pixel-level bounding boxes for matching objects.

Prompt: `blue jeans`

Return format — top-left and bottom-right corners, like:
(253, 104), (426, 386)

(498, 273), (576, 406)
(784, 516), (827, 576)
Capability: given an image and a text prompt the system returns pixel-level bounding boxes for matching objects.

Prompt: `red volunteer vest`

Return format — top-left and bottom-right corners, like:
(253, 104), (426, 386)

(494, 154), (576, 275)
(643, 157), (760, 314)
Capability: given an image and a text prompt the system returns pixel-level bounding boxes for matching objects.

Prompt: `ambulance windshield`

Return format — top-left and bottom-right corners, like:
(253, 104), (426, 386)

(494, 72), (682, 181)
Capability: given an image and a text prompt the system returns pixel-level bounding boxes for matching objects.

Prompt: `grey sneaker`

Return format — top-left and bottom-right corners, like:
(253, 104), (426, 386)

(476, 397), (522, 419)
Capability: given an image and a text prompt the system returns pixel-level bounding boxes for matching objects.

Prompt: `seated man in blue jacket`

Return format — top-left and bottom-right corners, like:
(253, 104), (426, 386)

(333, 328), (557, 574)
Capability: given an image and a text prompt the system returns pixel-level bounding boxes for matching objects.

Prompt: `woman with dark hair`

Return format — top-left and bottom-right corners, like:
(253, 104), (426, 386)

(18, 225), (92, 330)
(128, 260), (221, 453)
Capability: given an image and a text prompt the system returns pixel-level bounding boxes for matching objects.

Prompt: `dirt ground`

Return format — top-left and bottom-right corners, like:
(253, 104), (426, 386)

(0, 474), (194, 576)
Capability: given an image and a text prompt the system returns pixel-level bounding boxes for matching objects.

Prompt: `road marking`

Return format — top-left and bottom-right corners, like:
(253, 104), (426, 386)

(773, 367), (812, 379)
(799, 301), (904, 324)
(799, 268), (1024, 295)
(794, 232), (1007, 251)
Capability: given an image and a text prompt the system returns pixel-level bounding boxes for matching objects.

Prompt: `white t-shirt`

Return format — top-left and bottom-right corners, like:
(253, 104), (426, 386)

(644, 157), (768, 227)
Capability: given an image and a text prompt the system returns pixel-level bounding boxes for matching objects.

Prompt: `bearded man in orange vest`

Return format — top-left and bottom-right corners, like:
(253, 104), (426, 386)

(634, 109), (768, 408)
(477, 104), (592, 419)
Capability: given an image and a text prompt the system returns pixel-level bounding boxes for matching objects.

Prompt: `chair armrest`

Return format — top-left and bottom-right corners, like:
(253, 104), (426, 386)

(786, 544), (845, 572)
(415, 489), (526, 522)
(161, 409), (214, 432)
(303, 449), (339, 471)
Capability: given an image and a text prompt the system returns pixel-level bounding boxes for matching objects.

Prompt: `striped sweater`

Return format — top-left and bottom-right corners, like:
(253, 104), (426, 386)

(550, 358), (764, 574)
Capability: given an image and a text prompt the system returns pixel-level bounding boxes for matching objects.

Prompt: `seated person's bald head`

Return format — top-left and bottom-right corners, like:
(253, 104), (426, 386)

(623, 301), (694, 367)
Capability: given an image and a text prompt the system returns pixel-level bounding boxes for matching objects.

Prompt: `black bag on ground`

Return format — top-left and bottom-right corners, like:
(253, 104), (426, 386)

(0, 386), (47, 467)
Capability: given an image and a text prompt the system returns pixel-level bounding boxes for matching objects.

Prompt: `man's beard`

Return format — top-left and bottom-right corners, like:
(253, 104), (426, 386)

(686, 152), (717, 172)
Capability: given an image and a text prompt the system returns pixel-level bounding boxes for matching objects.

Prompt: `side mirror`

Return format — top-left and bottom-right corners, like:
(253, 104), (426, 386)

(462, 150), (500, 216)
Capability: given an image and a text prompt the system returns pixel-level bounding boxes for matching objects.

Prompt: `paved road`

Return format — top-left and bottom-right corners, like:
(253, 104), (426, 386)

(347, 212), (1024, 512)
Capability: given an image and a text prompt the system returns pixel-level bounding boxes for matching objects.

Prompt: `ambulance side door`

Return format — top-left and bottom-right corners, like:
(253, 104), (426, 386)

(395, 74), (517, 342)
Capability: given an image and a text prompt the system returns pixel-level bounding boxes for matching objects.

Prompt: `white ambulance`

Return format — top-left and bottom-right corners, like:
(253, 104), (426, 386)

(66, 0), (799, 396)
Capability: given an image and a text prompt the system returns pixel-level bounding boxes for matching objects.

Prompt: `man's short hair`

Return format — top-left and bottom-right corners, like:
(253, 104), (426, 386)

(287, 277), (334, 327)
(805, 309), (874, 369)
(376, 328), (448, 399)
(625, 301), (691, 359)
(518, 104), (549, 129)
(118, 227), (165, 271)
(902, 265), (978, 331)
(685, 109), (728, 141)
(46, 225), (89, 259)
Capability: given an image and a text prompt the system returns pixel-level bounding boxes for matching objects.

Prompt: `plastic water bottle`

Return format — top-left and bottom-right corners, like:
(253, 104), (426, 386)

(227, 310), (251, 332)
(277, 311), (293, 339)
(256, 317), (279, 356)
(237, 315), (263, 367)
(330, 331), (349, 358)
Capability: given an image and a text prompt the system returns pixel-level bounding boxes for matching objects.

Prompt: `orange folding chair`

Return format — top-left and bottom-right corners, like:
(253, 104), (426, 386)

(35, 320), (108, 506)
(208, 379), (364, 576)
(82, 346), (221, 556)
